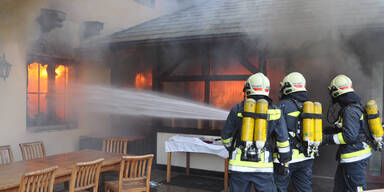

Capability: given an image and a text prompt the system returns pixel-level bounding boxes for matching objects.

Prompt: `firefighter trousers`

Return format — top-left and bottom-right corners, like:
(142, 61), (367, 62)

(229, 171), (277, 192)
(274, 159), (313, 192)
(333, 158), (369, 192)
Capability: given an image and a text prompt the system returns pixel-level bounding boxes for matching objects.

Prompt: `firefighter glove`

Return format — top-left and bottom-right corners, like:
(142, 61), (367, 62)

(274, 163), (289, 176)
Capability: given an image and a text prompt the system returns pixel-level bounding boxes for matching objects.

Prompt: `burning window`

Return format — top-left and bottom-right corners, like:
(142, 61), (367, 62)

(27, 62), (73, 129)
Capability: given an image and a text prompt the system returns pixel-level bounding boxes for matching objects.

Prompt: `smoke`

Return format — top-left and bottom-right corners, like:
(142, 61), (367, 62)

(234, 0), (384, 103)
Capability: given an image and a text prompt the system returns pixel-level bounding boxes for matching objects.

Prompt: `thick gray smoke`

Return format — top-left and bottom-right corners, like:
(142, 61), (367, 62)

(234, 0), (384, 104)
(81, 85), (229, 120)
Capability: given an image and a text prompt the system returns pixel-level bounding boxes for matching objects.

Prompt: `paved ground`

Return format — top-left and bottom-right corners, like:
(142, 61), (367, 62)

(54, 168), (384, 192)
(150, 168), (384, 192)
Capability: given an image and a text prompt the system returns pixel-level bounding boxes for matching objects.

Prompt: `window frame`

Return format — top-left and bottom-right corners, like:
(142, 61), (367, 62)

(26, 55), (77, 132)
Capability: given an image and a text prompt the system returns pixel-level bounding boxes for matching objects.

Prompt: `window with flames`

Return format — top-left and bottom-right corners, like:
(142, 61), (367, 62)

(27, 62), (75, 129)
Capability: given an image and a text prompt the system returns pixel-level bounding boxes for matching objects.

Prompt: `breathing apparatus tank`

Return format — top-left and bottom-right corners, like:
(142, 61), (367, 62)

(313, 102), (323, 155)
(302, 101), (315, 157)
(241, 98), (257, 160)
(254, 99), (268, 160)
(365, 100), (384, 150)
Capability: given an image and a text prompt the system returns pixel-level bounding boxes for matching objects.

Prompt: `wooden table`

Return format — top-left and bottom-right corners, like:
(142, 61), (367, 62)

(166, 152), (229, 191)
(0, 150), (124, 192)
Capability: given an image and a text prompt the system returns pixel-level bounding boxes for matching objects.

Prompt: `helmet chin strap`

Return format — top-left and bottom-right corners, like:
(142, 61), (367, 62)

(278, 88), (284, 100)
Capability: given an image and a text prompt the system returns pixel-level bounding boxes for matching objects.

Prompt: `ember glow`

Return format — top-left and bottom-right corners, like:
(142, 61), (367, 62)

(210, 81), (244, 110)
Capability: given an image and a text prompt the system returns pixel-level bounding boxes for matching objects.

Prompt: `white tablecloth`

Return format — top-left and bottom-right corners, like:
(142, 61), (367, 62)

(165, 135), (229, 158)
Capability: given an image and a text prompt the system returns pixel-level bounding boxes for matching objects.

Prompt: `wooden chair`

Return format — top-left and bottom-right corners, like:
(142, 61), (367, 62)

(68, 158), (104, 192)
(102, 138), (130, 154)
(19, 166), (58, 192)
(0, 145), (13, 164)
(105, 154), (154, 192)
(19, 141), (46, 160)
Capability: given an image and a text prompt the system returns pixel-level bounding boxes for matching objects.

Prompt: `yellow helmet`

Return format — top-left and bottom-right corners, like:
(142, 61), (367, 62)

(280, 72), (307, 95)
(244, 73), (270, 96)
(328, 74), (354, 98)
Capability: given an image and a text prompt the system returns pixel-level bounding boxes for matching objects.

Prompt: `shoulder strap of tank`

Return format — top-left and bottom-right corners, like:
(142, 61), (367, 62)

(230, 102), (243, 148)
(347, 103), (365, 113)
(345, 103), (375, 146)
(289, 98), (303, 132)
(287, 98), (307, 153)
(290, 98), (303, 111)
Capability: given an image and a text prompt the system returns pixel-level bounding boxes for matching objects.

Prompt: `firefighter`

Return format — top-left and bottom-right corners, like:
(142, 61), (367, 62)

(323, 74), (372, 192)
(274, 72), (315, 192)
(221, 72), (291, 192)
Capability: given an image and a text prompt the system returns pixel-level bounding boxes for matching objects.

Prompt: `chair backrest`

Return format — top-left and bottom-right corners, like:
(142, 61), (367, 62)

(0, 145), (13, 164)
(19, 141), (46, 160)
(102, 138), (130, 154)
(69, 158), (104, 192)
(19, 166), (57, 192)
(118, 154), (154, 191)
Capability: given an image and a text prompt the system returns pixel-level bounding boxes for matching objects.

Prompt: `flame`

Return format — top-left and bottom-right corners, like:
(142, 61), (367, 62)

(55, 65), (67, 79)
(135, 72), (152, 90)
(210, 81), (244, 110)
(28, 62), (48, 93)
(27, 62), (48, 118)
(55, 65), (69, 120)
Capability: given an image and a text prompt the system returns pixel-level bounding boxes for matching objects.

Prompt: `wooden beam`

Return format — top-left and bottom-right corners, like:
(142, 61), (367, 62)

(238, 55), (258, 74)
(258, 49), (268, 74)
(153, 46), (163, 91)
(202, 44), (211, 104)
(160, 55), (187, 78)
(161, 75), (249, 82)
(235, 40), (258, 74)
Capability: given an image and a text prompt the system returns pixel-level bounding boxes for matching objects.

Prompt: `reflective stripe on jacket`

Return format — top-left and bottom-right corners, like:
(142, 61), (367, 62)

(328, 105), (372, 163)
(229, 148), (274, 172)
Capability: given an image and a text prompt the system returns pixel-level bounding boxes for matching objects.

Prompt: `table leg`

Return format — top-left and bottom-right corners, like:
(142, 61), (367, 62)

(224, 158), (229, 191)
(167, 152), (172, 183)
(186, 152), (190, 176)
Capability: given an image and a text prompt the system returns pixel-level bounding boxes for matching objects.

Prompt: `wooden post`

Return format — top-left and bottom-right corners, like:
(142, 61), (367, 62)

(167, 152), (172, 183)
(186, 152), (190, 176)
(211, 120), (216, 130)
(224, 158), (229, 191)
(258, 49), (268, 74)
(197, 120), (203, 129)
(171, 118), (175, 128)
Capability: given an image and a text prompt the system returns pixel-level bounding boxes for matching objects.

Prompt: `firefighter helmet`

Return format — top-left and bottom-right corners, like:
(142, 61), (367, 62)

(280, 72), (307, 95)
(328, 74), (354, 98)
(244, 73), (270, 96)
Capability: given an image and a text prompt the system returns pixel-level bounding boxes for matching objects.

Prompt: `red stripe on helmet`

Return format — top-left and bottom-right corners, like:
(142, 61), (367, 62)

(253, 88), (263, 91)
(294, 85), (304, 88)
(340, 86), (349, 90)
